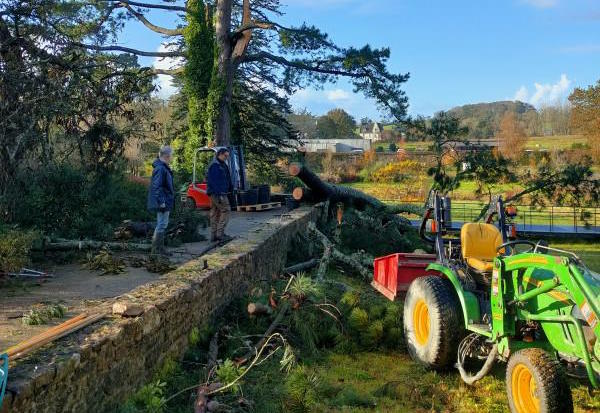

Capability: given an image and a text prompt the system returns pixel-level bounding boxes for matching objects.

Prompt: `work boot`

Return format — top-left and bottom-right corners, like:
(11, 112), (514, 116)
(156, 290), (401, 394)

(151, 232), (160, 255)
(157, 232), (172, 256)
(217, 234), (233, 243)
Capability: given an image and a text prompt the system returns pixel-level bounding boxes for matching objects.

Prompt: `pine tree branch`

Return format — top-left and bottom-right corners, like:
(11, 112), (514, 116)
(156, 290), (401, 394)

(100, 0), (188, 12)
(231, 21), (273, 38)
(151, 67), (184, 75)
(72, 42), (185, 57)
(243, 51), (363, 77)
(120, 2), (184, 36)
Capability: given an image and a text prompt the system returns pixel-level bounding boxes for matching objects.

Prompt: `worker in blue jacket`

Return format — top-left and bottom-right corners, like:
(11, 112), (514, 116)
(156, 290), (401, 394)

(206, 148), (232, 242)
(147, 145), (174, 255)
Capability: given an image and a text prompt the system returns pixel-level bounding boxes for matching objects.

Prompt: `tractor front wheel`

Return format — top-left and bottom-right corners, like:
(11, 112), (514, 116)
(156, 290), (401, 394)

(506, 348), (573, 413)
(403, 276), (464, 370)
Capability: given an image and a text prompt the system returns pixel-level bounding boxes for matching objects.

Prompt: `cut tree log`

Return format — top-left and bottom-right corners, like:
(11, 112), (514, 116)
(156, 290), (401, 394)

(247, 302), (272, 316)
(292, 187), (314, 202)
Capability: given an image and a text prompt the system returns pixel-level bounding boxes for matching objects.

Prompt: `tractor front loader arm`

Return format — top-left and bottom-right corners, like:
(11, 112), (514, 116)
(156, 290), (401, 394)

(501, 253), (600, 387)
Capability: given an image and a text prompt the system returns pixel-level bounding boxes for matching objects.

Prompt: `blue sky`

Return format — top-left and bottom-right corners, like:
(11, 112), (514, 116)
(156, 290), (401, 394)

(122, 0), (600, 120)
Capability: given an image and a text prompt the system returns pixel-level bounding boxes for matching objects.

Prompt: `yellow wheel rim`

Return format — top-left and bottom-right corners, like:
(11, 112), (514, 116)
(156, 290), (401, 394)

(413, 299), (430, 345)
(511, 363), (540, 413)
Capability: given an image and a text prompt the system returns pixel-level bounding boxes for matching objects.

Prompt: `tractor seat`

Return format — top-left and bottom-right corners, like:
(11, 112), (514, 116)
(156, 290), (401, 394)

(460, 223), (503, 273)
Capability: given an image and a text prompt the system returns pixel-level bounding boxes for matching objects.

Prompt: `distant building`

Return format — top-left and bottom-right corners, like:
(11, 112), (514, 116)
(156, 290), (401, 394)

(289, 138), (372, 153)
(359, 122), (384, 141)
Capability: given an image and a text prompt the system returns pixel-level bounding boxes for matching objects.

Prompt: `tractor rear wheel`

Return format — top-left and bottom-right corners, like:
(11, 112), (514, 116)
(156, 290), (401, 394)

(403, 276), (464, 370)
(506, 348), (573, 413)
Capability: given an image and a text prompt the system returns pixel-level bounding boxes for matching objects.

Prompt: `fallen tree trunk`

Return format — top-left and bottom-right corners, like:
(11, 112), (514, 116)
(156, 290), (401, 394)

(289, 163), (386, 211)
(39, 239), (152, 252)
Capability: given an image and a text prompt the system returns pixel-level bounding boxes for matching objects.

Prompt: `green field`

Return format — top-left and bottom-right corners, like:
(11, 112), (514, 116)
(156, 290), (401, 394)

(526, 135), (587, 150)
(374, 134), (587, 153)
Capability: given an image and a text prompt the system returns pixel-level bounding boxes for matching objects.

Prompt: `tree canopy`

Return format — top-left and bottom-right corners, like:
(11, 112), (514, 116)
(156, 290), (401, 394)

(0, 0), (154, 194)
(64, 0), (409, 151)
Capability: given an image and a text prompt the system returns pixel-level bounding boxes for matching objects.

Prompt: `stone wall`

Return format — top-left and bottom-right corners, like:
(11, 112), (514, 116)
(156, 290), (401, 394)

(1, 206), (323, 413)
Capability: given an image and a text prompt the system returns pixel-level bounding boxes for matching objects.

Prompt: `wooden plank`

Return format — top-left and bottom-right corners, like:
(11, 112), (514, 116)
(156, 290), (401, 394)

(236, 202), (281, 212)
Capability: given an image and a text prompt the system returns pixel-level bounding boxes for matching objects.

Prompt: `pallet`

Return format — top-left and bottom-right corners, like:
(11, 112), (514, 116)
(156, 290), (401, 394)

(237, 202), (281, 212)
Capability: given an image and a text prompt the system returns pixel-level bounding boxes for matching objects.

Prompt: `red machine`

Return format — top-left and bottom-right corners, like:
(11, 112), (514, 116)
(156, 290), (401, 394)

(372, 253), (438, 301)
(183, 146), (247, 209)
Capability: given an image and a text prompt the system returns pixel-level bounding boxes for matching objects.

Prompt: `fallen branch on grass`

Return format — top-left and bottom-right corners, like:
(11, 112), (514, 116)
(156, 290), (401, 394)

(308, 222), (371, 281)
(164, 333), (293, 408)
(39, 239), (152, 252)
(194, 331), (220, 413)
(283, 258), (320, 274)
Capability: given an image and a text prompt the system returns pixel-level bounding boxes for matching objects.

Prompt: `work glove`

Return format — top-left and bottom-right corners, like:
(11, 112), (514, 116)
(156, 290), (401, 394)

(159, 203), (167, 213)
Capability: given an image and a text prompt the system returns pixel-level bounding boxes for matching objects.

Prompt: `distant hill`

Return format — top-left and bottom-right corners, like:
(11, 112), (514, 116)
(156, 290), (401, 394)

(448, 101), (536, 139)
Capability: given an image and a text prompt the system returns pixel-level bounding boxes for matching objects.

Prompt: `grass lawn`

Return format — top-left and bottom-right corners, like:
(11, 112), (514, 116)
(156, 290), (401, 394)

(526, 135), (587, 150)
(548, 239), (600, 272)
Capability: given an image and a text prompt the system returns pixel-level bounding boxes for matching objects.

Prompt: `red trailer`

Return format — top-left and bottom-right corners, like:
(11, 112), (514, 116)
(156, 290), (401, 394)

(371, 253), (438, 301)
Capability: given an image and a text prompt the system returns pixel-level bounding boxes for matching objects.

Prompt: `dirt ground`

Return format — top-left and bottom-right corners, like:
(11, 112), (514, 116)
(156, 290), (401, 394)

(0, 209), (286, 350)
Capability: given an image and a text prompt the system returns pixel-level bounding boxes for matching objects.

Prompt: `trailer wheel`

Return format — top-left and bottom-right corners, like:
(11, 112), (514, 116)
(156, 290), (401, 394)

(403, 276), (464, 370)
(506, 348), (572, 413)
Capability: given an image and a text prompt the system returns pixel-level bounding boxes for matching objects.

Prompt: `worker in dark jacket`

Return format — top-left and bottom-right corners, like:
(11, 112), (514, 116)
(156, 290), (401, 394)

(206, 148), (232, 242)
(147, 145), (174, 255)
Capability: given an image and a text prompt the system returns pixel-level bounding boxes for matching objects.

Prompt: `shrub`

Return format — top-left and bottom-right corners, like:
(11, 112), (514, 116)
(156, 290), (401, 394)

(370, 160), (423, 183)
(6, 164), (151, 239)
(0, 229), (38, 273)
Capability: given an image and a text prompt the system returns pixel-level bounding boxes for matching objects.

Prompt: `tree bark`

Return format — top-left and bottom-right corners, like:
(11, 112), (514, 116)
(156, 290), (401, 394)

(214, 0), (234, 146)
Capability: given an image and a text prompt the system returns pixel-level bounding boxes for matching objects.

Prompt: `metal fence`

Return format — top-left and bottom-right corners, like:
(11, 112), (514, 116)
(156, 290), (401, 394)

(403, 201), (600, 235)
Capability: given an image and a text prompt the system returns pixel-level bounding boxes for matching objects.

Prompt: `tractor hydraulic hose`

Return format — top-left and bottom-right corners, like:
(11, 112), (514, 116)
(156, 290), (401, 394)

(457, 343), (498, 385)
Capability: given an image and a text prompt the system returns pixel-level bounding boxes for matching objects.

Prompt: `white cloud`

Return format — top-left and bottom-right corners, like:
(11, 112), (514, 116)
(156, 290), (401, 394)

(513, 74), (572, 106)
(325, 89), (351, 101)
(522, 0), (558, 8)
(514, 86), (529, 102)
(153, 43), (185, 99)
(290, 87), (380, 119)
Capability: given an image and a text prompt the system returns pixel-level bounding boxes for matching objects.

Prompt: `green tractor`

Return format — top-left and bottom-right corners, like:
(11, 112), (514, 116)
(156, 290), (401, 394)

(404, 192), (600, 413)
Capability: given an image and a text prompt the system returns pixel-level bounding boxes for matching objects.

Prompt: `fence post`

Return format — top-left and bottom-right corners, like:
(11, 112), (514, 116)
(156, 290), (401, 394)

(574, 207), (577, 233)
(550, 206), (553, 232)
